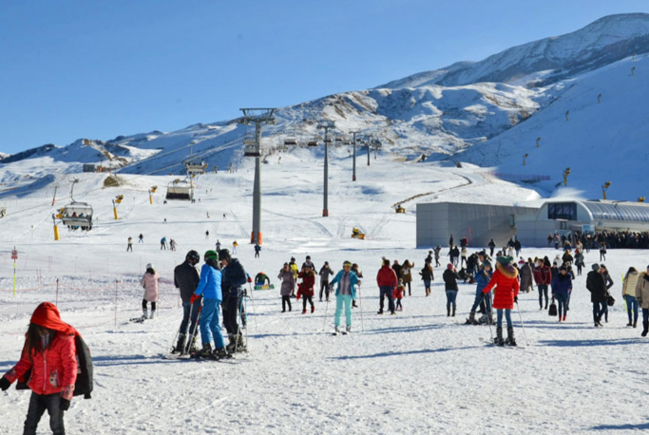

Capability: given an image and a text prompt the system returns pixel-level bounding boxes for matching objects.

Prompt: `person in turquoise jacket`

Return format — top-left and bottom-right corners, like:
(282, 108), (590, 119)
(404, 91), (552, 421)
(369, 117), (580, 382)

(190, 250), (228, 358)
(330, 261), (359, 334)
(466, 260), (493, 325)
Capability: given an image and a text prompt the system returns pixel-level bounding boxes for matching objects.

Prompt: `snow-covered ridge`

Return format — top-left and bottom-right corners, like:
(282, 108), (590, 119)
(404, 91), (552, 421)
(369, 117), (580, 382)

(378, 13), (649, 89)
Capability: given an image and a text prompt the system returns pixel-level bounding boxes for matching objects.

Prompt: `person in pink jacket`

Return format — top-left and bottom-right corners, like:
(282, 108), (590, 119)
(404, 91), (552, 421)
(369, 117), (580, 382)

(141, 263), (160, 319)
(1, 302), (79, 434)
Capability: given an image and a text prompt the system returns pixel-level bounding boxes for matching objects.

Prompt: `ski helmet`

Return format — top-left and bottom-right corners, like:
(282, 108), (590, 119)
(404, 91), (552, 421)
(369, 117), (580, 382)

(186, 250), (200, 263)
(204, 250), (217, 261)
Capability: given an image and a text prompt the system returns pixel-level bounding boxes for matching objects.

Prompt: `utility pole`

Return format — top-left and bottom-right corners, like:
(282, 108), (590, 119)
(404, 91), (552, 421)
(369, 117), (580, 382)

(366, 135), (372, 166)
(350, 131), (360, 181)
(317, 120), (335, 217)
(238, 108), (276, 244)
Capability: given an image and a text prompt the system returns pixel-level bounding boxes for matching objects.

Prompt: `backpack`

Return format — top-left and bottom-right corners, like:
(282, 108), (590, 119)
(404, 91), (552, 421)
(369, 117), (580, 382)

(16, 335), (94, 399)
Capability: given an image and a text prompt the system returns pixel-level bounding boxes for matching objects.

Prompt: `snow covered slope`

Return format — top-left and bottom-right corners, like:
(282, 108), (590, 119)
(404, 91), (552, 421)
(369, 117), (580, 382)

(457, 54), (649, 201)
(379, 13), (649, 89)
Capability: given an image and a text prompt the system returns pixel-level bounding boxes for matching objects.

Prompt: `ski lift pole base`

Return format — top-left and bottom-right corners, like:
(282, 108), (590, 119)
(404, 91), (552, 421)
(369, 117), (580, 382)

(322, 209), (329, 217)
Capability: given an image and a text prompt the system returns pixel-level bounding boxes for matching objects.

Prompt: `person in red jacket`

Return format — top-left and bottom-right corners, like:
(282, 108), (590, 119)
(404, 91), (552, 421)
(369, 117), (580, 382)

(533, 257), (553, 310)
(1, 302), (79, 434)
(376, 258), (398, 315)
(297, 265), (316, 314)
(483, 257), (520, 346)
(393, 284), (405, 311)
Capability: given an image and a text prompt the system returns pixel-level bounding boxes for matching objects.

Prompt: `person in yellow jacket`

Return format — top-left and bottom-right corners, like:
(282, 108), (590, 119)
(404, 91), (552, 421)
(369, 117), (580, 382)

(289, 257), (299, 296)
(623, 267), (640, 328)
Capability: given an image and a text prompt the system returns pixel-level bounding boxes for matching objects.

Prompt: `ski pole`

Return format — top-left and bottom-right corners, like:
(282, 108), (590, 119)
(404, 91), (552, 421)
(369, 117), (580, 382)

(185, 306), (202, 355)
(170, 302), (192, 354)
(516, 301), (529, 346)
(234, 293), (244, 354)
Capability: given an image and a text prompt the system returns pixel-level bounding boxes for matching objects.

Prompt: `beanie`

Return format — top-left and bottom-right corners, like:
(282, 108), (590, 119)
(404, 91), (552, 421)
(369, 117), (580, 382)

(592, 264), (600, 271)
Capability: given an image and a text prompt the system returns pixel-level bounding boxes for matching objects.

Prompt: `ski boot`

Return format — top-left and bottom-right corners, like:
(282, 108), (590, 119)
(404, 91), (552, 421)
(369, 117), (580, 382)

(333, 326), (341, 336)
(465, 312), (477, 325)
(642, 322), (649, 337)
(226, 334), (237, 353)
(212, 347), (231, 360)
(141, 308), (148, 321)
(235, 333), (246, 352)
(193, 343), (212, 358)
(149, 310), (156, 320)
(506, 327), (517, 346)
(173, 333), (186, 354)
(345, 325), (352, 334)
(495, 327), (504, 346)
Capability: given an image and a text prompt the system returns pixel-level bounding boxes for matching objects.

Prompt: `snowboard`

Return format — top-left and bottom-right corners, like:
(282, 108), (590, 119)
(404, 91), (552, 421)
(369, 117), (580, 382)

(254, 284), (275, 291)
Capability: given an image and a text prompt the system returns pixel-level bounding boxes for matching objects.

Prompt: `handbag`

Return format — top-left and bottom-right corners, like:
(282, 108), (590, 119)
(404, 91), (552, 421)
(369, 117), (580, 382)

(607, 295), (616, 307)
(548, 298), (558, 316)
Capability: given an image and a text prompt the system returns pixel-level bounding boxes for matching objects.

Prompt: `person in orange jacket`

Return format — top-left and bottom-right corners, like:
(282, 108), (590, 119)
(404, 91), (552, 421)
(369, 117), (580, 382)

(483, 256), (520, 346)
(1, 302), (79, 434)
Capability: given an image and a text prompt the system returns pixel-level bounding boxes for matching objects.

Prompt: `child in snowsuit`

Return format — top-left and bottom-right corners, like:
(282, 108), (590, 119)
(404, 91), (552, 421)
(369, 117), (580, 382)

(297, 265), (316, 314)
(141, 263), (159, 319)
(394, 284), (405, 311)
(1, 303), (79, 434)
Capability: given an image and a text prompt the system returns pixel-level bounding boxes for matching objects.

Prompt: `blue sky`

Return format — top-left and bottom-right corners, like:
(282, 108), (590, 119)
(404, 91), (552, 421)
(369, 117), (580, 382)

(1, 0), (648, 154)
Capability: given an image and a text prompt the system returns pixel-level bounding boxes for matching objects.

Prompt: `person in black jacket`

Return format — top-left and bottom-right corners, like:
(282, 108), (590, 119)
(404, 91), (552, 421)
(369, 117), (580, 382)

(587, 264), (607, 327)
(600, 264), (614, 322)
(173, 250), (201, 353)
(420, 262), (434, 296)
(219, 249), (248, 352)
(488, 239), (496, 258)
(443, 264), (460, 317)
(392, 260), (402, 284)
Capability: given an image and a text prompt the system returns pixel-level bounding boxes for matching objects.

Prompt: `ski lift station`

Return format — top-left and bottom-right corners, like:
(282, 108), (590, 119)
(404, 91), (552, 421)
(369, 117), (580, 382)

(416, 199), (649, 248)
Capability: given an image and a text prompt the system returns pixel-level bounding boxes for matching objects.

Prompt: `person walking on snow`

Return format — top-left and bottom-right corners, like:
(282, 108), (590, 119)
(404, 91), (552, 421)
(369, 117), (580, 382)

(297, 265), (316, 314)
(140, 263), (159, 319)
(622, 267), (640, 328)
(173, 250), (201, 354)
(160, 237), (167, 250)
(420, 262), (434, 297)
(600, 264), (614, 322)
(394, 284), (405, 311)
(330, 261), (359, 334)
(216, 240), (221, 251)
(318, 262), (334, 302)
(138, 233), (144, 243)
(482, 256), (520, 346)
(278, 263), (295, 312)
(232, 241), (238, 254)
(443, 264), (460, 317)
(400, 260), (415, 296)
(467, 260), (493, 325)
(635, 266), (649, 336)
(205, 230), (209, 240)
(552, 265), (573, 322)
(587, 264), (607, 327)
(488, 239), (496, 258)
(191, 251), (228, 359)
(533, 258), (552, 310)
(434, 245), (442, 267)
(127, 236), (133, 252)
(254, 243), (261, 258)
(1, 303), (79, 434)
(377, 258), (398, 314)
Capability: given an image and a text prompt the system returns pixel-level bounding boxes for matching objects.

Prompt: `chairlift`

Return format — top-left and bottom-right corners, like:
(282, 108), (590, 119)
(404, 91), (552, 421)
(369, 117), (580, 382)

(185, 159), (207, 176)
(165, 178), (194, 201)
(307, 137), (319, 147)
(58, 179), (93, 230)
(244, 138), (261, 157)
(284, 137), (298, 146)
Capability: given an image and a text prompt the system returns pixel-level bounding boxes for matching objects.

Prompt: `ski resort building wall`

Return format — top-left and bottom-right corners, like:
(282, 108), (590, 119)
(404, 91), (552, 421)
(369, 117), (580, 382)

(416, 202), (538, 249)
(516, 200), (649, 247)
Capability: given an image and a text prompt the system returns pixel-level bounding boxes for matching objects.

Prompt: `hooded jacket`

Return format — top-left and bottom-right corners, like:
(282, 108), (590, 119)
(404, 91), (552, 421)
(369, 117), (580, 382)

(278, 269), (296, 296)
(586, 271), (607, 303)
(174, 261), (200, 302)
(482, 262), (520, 310)
(141, 271), (159, 302)
(443, 269), (460, 291)
(635, 272), (649, 309)
(194, 263), (222, 301)
(552, 272), (573, 296)
(221, 258), (247, 297)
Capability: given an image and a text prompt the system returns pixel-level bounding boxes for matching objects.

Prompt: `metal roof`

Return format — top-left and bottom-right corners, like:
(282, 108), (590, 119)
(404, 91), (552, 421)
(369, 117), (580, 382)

(582, 201), (649, 223)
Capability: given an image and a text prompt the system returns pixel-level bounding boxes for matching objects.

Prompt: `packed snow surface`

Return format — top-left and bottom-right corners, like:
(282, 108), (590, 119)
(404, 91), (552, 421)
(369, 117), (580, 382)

(0, 152), (646, 434)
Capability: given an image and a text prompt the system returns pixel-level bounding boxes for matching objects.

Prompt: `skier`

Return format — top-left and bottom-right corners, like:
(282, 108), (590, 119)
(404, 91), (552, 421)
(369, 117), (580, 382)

(377, 259), (398, 314)
(205, 230), (209, 240)
(138, 233), (144, 243)
(169, 239), (176, 251)
(330, 261), (359, 334)
(551, 265), (573, 322)
(173, 250), (201, 354)
(482, 256), (520, 346)
(160, 237), (167, 250)
(278, 263), (295, 312)
(400, 260), (414, 296)
(466, 260), (493, 325)
(190, 251), (228, 359)
(587, 264), (607, 327)
(140, 263), (159, 319)
(533, 258), (552, 310)
(232, 241), (238, 254)
(318, 261), (334, 302)
(216, 239), (221, 251)
(127, 236), (133, 252)
(254, 243), (261, 258)
(442, 264), (460, 317)
(394, 284), (405, 311)
(219, 249), (247, 352)
(420, 262), (434, 297)
(622, 267), (639, 328)
(488, 239), (496, 257)
(297, 265), (316, 314)
(635, 265), (649, 336)
(1, 303), (79, 434)
(351, 264), (363, 308)
(599, 264), (614, 322)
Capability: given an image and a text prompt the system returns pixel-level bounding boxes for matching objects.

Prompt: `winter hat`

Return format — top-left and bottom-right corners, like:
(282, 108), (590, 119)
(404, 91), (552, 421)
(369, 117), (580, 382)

(483, 260), (492, 269)
(30, 302), (78, 336)
(146, 263), (154, 270)
(218, 249), (231, 262)
(204, 250), (217, 260)
(447, 263), (454, 270)
(496, 256), (513, 266)
(559, 265), (567, 272)
(592, 264), (600, 271)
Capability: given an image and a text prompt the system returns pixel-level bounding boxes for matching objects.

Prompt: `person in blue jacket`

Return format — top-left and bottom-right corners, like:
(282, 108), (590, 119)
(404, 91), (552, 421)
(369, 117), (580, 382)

(190, 250), (228, 358)
(330, 261), (359, 334)
(466, 260), (493, 325)
(219, 249), (248, 352)
(552, 265), (573, 322)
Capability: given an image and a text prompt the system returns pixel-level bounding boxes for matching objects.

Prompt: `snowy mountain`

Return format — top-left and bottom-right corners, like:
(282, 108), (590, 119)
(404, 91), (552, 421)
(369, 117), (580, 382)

(0, 152), (8, 161)
(378, 13), (649, 89)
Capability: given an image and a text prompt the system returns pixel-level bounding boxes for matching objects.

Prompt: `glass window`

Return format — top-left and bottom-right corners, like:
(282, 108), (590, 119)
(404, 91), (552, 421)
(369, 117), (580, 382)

(548, 202), (577, 220)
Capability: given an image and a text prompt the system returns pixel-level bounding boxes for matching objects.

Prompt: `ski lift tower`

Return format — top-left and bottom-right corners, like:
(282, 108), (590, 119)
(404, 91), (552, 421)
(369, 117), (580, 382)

(349, 130), (361, 181)
(238, 108), (276, 245)
(317, 120), (335, 217)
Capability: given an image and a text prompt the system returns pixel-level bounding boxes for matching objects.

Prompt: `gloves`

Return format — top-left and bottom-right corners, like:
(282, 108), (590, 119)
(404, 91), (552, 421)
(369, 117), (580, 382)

(247, 276), (252, 283)
(514, 296), (518, 303)
(0, 377), (10, 391)
(59, 398), (70, 411)
(190, 294), (200, 304)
